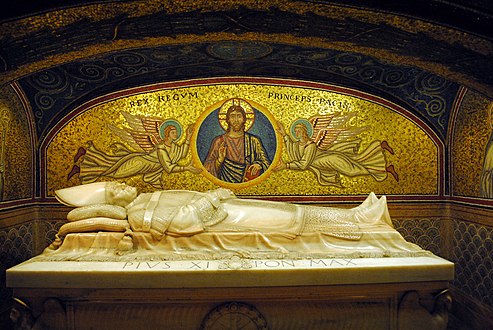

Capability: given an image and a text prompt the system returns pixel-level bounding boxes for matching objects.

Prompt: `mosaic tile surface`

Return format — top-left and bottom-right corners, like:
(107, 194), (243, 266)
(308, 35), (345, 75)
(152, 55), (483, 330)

(19, 43), (459, 139)
(39, 219), (66, 251)
(0, 222), (35, 312)
(0, 218), (65, 317)
(393, 218), (442, 256)
(47, 83), (438, 198)
(452, 220), (493, 308)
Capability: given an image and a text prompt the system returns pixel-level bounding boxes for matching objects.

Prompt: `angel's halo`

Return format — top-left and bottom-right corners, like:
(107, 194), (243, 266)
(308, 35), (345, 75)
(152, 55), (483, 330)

(159, 119), (183, 140)
(289, 118), (313, 140)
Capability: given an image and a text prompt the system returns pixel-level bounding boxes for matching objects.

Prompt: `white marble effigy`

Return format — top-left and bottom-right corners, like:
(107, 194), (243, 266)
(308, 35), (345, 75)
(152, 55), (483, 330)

(6, 186), (455, 329)
(33, 225), (432, 262)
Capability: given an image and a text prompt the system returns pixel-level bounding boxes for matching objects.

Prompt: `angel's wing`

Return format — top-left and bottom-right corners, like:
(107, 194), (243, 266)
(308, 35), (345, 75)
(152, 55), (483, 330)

(309, 112), (367, 150)
(309, 113), (337, 144)
(108, 112), (163, 152)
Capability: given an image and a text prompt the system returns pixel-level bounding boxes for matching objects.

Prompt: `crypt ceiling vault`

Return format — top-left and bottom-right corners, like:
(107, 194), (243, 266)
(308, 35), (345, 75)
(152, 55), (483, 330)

(0, 0), (492, 145)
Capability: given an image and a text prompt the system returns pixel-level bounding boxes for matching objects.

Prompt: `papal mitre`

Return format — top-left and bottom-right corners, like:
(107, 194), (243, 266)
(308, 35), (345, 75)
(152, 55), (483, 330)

(55, 182), (108, 207)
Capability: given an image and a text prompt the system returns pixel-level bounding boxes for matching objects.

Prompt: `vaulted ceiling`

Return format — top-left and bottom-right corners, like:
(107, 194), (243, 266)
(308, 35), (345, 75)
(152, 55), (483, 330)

(1, 1), (492, 144)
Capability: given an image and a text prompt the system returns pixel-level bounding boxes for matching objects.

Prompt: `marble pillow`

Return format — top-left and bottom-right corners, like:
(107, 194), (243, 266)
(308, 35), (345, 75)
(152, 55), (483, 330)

(67, 204), (127, 221)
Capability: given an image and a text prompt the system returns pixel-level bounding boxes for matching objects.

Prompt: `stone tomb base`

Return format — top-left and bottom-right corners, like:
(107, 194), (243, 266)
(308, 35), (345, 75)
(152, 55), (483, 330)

(7, 256), (454, 329)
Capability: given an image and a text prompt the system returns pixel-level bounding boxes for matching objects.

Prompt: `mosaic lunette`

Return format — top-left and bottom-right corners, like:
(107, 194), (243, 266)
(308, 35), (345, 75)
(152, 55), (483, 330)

(48, 83), (438, 196)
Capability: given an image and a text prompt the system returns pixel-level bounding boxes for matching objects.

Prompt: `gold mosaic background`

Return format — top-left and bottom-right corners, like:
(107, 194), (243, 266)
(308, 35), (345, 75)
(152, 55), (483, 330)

(452, 91), (492, 198)
(0, 86), (33, 201)
(47, 83), (438, 197)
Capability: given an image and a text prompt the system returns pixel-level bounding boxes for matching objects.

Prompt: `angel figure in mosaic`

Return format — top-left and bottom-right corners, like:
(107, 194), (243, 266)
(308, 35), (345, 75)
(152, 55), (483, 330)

(67, 111), (201, 188)
(274, 113), (398, 187)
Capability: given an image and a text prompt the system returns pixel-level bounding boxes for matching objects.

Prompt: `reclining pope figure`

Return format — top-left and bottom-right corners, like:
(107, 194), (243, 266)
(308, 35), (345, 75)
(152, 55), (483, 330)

(49, 181), (394, 252)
